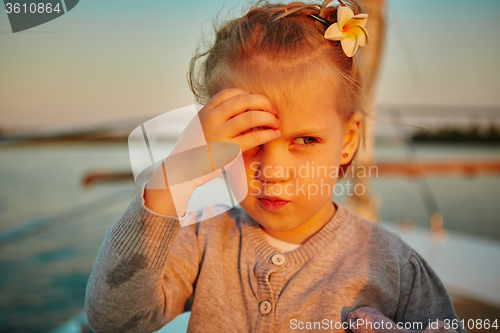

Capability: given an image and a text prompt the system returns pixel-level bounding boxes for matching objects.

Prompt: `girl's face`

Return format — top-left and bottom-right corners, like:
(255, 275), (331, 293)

(237, 77), (360, 244)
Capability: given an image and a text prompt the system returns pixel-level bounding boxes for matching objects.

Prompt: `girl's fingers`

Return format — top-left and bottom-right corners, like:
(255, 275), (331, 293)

(225, 111), (280, 137)
(232, 128), (281, 153)
(200, 88), (279, 149)
(214, 92), (277, 121)
(203, 88), (250, 111)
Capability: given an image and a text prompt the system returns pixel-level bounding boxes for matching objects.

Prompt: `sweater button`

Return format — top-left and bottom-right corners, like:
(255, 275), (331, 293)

(259, 300), (272, 315)
(271, 254), (285, 266)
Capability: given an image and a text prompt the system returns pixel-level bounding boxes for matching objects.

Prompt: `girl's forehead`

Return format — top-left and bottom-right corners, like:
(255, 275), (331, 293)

(276, 99), (342, 130)
(248, 86), (340, 125)
(217, 60), (350, 129)
(229, 65), (339, 114)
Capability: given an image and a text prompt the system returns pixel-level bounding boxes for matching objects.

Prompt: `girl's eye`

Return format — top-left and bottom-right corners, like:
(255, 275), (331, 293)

(293, 137), (318, 145)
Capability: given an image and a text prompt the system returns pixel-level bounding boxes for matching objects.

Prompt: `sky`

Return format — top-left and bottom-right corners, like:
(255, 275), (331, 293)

(0, 0), (499, 132)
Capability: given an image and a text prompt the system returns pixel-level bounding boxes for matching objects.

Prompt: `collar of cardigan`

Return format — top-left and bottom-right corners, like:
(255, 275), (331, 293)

(240, 199), (352, 267)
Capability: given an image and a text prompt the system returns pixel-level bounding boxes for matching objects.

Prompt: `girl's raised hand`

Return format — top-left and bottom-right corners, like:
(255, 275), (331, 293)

(198, 88), (281, 152)
(144, 88), (280, 217)
(166, 88), (281, 188)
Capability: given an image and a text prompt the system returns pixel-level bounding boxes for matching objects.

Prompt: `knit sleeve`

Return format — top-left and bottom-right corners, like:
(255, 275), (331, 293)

(395, 249), (468, 333)
(84, 185), (201, 333)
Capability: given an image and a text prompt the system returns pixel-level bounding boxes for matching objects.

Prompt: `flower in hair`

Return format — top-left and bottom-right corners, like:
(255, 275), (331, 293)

(324, 6), (369, 57)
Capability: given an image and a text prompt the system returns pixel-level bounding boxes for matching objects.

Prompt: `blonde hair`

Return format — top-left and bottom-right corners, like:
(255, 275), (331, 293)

(188, 0), (366, 134)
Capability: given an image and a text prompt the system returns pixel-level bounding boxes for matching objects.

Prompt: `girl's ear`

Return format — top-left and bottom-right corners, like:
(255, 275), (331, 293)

(341, 111), (363, 165)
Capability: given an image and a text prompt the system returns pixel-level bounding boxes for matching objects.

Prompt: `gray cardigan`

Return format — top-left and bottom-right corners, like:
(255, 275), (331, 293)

(84, 187), (466, 332)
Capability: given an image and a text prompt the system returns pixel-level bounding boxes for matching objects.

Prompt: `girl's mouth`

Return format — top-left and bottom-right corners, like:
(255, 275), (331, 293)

(258, 197), (291, 211)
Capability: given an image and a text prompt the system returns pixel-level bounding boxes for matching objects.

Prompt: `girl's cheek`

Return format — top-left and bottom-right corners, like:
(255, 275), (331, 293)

(246, 179), (262, 196)
(242, 147), (260, 161)
(242, 150), (260, 174)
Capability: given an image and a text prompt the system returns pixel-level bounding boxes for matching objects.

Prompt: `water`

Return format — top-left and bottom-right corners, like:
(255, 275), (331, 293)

(363, 142), (500, 241)
(0, 142), (499, 332)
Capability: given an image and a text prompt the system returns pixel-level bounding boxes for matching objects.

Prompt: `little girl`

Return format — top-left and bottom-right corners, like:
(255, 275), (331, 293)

(85, 1), (466, 332)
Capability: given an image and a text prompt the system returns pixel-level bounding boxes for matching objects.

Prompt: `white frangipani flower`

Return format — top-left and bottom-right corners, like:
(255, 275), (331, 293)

(324, 6), (369, 57)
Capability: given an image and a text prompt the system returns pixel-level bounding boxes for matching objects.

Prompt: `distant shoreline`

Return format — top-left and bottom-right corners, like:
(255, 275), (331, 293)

(411, 124), (500, 144)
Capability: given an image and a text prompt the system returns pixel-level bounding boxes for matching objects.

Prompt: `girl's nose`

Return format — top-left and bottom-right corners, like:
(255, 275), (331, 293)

(255, 147), (291, 184)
